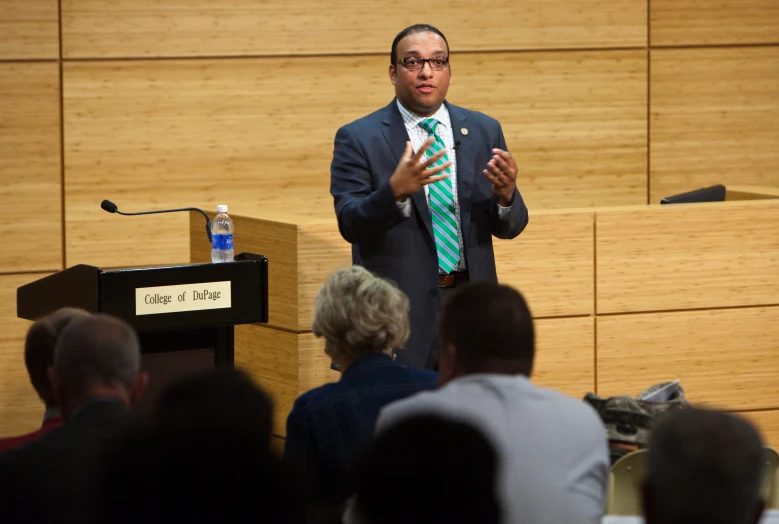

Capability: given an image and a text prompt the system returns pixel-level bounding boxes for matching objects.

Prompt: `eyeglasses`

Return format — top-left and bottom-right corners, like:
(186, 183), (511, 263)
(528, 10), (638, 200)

(396, 56), (449, 71)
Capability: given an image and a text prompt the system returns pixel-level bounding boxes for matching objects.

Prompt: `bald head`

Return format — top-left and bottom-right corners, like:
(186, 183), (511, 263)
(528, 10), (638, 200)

(643, 408), (765, 524)
(53, 314), (142, 397)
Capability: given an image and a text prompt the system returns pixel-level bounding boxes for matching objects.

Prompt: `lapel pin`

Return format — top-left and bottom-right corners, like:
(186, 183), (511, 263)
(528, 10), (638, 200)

(461, 128), (468, 136)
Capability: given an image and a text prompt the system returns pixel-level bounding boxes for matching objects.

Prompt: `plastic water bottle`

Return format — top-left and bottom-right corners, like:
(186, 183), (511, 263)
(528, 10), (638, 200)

(211, 204), (234, 263)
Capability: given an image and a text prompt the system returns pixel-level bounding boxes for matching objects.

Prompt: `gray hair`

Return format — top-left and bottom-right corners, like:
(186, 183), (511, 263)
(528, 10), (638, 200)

(53, 313), (142, 391)
(646, 408), (765, 524)
(312, 266), (410, 361)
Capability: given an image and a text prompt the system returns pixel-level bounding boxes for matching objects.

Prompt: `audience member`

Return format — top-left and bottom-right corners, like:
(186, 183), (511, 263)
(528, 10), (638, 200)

(350, 414), (501, 524)
(376, 282), (609, 524)
(0, 307), (90, 452)
(152, 367), (273, 451)
(642, 408), (765, 524)
(97, 368), (304, 524)
(0, 313), (147, 523)
(283, 266), (437, 521)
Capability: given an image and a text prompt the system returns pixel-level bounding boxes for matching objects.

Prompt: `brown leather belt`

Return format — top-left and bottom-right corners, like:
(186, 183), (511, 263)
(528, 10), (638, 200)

(437, 271), (469, 288)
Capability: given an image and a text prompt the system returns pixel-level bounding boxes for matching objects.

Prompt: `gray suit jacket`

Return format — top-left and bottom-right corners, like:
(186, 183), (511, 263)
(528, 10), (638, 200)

(330, 100), (529, 368)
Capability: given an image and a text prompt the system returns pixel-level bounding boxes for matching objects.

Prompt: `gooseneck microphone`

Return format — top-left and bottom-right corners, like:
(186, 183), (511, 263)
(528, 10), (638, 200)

(100, 200), (213, 243)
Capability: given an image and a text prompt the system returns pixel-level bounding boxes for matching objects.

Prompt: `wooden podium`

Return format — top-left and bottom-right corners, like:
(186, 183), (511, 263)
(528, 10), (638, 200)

(17, 256), (268, 416)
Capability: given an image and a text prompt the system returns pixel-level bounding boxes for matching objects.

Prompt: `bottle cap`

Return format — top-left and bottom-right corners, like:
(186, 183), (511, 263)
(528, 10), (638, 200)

(216, 204), (228, 213)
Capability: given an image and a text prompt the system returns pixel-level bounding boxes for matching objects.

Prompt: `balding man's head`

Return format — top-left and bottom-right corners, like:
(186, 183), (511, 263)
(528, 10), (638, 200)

(50, 314), (147, 415)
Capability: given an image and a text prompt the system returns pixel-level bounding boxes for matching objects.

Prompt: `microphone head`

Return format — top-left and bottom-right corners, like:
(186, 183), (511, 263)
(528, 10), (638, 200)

(101, 200), (118, 213)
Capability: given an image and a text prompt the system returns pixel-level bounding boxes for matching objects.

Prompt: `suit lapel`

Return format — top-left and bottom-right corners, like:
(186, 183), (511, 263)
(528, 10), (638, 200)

(382, 100), (434, 242)
(447, 103), (473, 245)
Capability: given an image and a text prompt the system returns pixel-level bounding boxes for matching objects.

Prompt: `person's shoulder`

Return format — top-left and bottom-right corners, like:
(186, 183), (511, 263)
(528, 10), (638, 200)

(531, 383), (606, 431)
(446, 102), (501, 128)
(289, 381), (342, 413)
(376, 387), (452, 431)
(338, 101), (395, 132)
(404, 367), (438, 386)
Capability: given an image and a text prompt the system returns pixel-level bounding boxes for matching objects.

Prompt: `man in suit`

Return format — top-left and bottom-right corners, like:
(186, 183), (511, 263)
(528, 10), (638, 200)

(0, 307), (89, 452)
(0, 314), (148, 523)
(330, 24), (529, 369)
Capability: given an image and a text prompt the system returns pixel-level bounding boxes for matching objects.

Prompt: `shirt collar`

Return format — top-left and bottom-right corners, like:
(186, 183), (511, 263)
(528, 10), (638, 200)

(396, 99), (451, 134)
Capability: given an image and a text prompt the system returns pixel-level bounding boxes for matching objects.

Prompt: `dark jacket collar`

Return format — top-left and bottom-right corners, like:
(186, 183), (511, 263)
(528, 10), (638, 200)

(340, 353), (397, 382)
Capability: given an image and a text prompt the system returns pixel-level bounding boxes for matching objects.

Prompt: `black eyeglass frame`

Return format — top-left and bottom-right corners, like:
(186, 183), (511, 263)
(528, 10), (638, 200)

(394, 56), (450, 71)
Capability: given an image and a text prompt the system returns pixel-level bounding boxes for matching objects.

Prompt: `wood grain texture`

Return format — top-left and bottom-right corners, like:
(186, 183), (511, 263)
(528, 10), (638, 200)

(68, 49), (648, 268)
(64, 56), (388, 268)
(453, 50), (648, 209)
(234, 324), (298, 437)
(496, 211), (594, 318)
(596, 201), (779, 314)
(61, 0), (646, 59)
(650, 47), (779, 203)
(0, 0), (59, 59)
(739, 410), (779, 451)
(597, 307), (779, 411)
(235, 324), (337, 437)
(0, 63), (63, 273)
(0, 273), (52, 437)
(534, 317), (595, 399)
(651, 0), (779, 46)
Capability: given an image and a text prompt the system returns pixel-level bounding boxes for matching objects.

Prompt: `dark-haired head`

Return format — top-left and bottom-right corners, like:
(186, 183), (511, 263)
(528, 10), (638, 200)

(642, 408), (765, 524)
(24, 307), (90, 407)
(354, 414), (500, 524)
(390, 24), (449, 65)
(437, 282), (535, 384)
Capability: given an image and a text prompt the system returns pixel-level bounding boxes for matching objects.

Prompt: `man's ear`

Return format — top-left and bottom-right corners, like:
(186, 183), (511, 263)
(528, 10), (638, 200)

(47, 366), (63, 407)
(129, 371), (149, 408)
(389, 64), (397, 86)
(437, 343), (459, 387)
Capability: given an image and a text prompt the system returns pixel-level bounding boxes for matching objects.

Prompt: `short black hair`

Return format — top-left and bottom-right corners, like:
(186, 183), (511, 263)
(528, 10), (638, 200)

(24, 308), (90, 406)
(153, 368), (273, 451)
(354, 414), (500, 524)
(645, 408), (765, 524)
(438, 282), (535, 374)
(390, 24), (450, 65)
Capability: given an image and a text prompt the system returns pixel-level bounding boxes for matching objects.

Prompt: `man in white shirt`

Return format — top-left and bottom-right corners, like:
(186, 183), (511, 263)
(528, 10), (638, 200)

(376, 282), (609, 524)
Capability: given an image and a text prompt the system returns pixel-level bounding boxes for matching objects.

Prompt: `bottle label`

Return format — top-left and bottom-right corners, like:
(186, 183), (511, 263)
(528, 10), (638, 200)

(212, 233), (233, 250)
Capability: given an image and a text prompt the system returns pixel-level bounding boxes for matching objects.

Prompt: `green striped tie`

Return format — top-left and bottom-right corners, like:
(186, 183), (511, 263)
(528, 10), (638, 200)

(420, 118), (461, 274)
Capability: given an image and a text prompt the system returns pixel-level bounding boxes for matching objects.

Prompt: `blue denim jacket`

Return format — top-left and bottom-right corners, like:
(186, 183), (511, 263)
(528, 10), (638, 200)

(283, 353), (437, 505)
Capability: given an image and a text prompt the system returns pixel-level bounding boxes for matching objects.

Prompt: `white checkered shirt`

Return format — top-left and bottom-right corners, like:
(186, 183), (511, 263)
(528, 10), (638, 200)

(396, 100), (467, 272)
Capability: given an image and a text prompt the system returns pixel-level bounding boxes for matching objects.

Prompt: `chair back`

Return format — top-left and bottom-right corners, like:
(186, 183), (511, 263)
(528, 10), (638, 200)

(607, 449), (648, 516)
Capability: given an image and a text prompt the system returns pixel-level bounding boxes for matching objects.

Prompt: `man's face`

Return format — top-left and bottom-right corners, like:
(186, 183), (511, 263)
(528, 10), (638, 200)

(390, 31), (451, 117)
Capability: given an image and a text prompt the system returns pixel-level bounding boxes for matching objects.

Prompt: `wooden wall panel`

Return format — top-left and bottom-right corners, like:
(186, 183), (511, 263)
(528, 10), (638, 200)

(651, 0), (779, 46)
(596, 202), (779, 314)
(61, 0), (646, 59)
(70, 50), (646, 268)
(534, 317), (595, 399)
(650, 47), (779, 203)
(0, 63), (63, 273)
(64, 56), (389, 269)
(496, 211), (594, 318)
(455, 50), (648, 209)
(597, 307), (779, 411)
(0, 273), (51, 437)
(0, 0), (59, 60)
(739, 410), (779, 450)
(235, 324), (299, 437)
